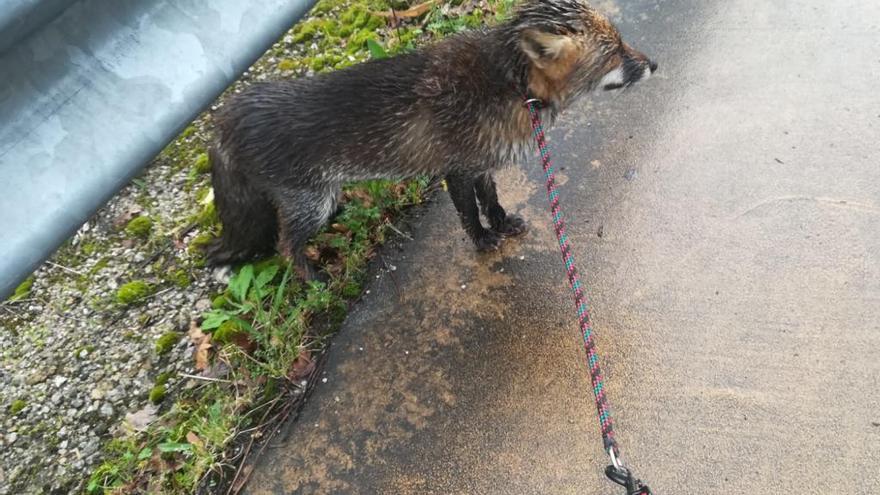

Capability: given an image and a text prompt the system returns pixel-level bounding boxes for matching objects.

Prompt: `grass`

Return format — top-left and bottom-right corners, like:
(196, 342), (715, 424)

(86, 0), (516, 493)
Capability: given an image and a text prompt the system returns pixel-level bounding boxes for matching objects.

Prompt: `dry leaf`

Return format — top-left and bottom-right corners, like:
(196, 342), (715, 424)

(122, 404), (159, 433)
(194, 333), (212, 371)
(330, 223), (350, 234)
(290, 350), (316, 381)
(188, 320), (213, 371)
(186, 431), (205, 449)
(373, 0), (435, 18)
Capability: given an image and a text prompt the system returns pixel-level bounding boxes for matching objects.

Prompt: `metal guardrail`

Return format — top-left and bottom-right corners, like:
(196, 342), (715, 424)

(0, 0), (317, 298)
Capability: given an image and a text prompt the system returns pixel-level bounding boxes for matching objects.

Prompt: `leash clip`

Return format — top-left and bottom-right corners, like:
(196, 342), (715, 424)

(605, 451), (652, 495)
(522, 97), (543, 108)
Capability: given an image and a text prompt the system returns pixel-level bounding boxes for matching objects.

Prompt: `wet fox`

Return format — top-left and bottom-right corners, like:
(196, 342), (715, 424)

(207, 0), (656, 278)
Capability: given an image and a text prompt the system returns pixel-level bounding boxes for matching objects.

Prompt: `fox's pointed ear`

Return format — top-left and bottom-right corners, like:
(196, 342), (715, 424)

(520, 29), (576, 68)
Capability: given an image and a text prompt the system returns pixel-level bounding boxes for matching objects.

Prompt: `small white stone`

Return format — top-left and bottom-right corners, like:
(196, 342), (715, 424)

(321, 378), (328, 383)
(461, 284), (466, 289)
(519, 255), (526, 260)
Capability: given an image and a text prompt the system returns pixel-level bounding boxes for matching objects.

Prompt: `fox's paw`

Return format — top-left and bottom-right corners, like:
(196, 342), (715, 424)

(474, 231), (504, 252)
(493, 215), (528, 237)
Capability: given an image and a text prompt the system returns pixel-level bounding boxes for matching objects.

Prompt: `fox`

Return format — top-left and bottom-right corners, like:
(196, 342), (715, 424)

(206, 0), (656, 279)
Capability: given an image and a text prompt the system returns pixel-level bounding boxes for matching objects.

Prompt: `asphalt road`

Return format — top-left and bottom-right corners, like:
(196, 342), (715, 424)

(246, 0), (880, 493)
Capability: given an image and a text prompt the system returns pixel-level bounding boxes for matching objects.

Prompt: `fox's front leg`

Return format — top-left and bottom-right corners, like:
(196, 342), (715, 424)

(445, 173), (503, 251)
(473, 172), (527, 237)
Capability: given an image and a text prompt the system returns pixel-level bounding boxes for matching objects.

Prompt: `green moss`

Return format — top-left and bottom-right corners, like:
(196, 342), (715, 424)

(125, 216), (154, 238)
(188, 232), (214, 256)
(193, 152), (211, 174)
(116, 280), (152, 305)
(347, 29), (378, 53)
(10, 399), (27, 415)
(155, 332), (181, 355)
(277, 58), (299, 71)
(341, 281), (362, 299)
(149, 385), (166, 404)
(9, 275), (34, 302)
(309, 55), (327, 71)
(155, 372), (174, 386)
(167, 268), (191, 289)
(88, 257), (111, 277)
(80, 241), (100, 257)
(195, 201), (219, 229)
(213, 320), (246, 345)
(292, 20), (319, 43)
(180, 124), (198, 139)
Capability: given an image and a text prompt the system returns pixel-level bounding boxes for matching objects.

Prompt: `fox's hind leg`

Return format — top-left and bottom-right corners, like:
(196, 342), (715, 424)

(205, 147), (278, 265)
(446, 174), (503, 252)
(474, 173), (527, 237)
(273, 185), (339, 281)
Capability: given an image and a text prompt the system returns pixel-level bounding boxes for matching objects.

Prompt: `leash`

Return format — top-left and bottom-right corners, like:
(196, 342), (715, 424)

(523, 97), (652, 495)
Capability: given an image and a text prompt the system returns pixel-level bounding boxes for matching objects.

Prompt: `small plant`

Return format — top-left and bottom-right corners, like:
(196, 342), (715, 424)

(155, 332), (180, 355)
(10, 399), (27, 415)
(116, 280), (152, 305)
(8, 275), (34, 302)
(124, 216), (153, 238)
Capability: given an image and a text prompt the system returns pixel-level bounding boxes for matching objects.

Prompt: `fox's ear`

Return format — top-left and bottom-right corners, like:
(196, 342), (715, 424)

(520, 29), (576, 68)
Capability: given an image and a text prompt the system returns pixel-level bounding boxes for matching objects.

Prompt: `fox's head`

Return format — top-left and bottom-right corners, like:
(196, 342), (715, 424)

(511, 0), (657, 105)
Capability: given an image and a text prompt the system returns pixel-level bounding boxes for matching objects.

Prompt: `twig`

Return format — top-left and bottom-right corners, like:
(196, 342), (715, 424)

(46, 261), (86, 276)
(145, 287), (174, 300)
(137, 242), (170, 269)
(392, 8), (402, 40)
(386, 222), (414, 241)
(180, 373), (233, 384)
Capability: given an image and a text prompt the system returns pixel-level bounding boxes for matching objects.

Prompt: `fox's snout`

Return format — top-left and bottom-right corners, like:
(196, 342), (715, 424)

(600, 45), (657, 91)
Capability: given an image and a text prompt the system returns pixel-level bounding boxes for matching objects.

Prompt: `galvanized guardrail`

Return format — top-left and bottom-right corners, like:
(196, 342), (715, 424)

(0, 0), (317, 298)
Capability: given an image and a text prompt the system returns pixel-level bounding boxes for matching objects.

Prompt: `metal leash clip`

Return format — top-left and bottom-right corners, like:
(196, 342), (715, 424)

(605, 450), (652, 495)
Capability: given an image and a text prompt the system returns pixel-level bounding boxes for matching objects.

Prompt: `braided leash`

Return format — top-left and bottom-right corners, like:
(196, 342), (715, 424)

(524, 98), (652, 495)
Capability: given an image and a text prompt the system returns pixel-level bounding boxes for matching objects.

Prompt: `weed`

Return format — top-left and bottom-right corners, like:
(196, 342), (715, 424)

(8, 275), (34, 302)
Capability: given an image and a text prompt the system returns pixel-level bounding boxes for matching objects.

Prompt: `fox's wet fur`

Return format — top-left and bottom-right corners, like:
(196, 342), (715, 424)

(207, 0), (656, 277)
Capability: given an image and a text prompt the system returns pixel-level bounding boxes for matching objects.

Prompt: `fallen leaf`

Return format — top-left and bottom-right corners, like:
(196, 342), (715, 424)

(373, 0), (435, 18)
(195, 333), (212, 371)
(290, 350), (316, 381)
(186, 431), (205, 449)
(188, 320), (213, 371)
(330, 223), (350, 234)
(122, 404), (159, 433)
